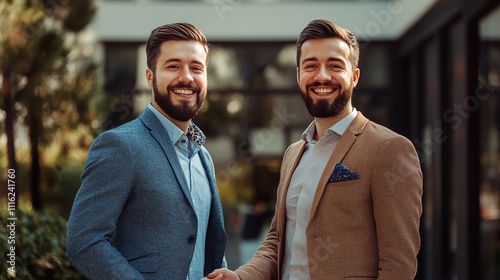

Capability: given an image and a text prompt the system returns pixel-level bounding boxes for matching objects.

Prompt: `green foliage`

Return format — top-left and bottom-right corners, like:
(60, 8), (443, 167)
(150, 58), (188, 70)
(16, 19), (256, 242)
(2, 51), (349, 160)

(0, 0), (45, 72)
(42, 162), (86, 218)
(1, 0), (100, 142)
(63, 0), (96, 32)
(0, 204), (86, 279)
(1, 0), (104, 210)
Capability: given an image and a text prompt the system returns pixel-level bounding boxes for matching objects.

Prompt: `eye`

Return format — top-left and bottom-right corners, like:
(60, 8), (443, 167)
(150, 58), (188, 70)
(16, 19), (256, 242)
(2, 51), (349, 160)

(304, 64), (316, 70)
(166, 64), (179, 70)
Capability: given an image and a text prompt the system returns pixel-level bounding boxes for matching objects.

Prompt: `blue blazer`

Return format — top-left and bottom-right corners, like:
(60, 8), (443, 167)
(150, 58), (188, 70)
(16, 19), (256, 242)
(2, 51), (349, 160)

(67, 108), (227, 280)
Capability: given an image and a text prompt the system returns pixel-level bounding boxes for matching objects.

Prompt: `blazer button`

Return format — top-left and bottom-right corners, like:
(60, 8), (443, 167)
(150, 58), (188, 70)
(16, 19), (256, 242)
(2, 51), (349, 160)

(188, 235), (196, 243)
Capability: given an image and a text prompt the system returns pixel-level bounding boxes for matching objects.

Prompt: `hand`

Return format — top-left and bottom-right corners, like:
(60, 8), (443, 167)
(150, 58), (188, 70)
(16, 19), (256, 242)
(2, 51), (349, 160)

(201, 268), (240, 280)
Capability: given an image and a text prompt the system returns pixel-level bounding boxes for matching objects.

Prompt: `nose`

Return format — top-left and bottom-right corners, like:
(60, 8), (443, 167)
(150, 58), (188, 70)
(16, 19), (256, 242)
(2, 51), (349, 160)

(314, 65), (331, 83)
(178, 66), (194, 84)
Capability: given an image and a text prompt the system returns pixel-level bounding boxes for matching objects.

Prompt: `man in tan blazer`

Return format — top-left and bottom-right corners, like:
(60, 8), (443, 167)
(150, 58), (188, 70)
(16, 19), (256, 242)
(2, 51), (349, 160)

(205, 19), (423, 280)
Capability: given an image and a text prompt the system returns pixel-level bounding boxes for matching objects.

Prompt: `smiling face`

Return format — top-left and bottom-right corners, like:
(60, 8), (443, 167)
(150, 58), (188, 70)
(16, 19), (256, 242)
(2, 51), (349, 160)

(297, 37), (359, 119)
(146, 40), (207, 122)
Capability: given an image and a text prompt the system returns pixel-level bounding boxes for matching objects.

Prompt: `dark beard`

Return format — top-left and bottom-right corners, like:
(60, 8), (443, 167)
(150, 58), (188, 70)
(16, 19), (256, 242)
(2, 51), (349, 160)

(301, 82), (352, 118)
(153, 75), (205, 122)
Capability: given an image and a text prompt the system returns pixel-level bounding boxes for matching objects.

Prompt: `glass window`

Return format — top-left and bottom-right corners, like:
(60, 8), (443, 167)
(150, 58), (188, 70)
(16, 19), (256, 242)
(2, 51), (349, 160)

(357, 44), (390, 89)
(207, 43), (297, 91)
(103, 40), (396, 267)
(479, 5), (500, 280)
(103, 42), (140, 129)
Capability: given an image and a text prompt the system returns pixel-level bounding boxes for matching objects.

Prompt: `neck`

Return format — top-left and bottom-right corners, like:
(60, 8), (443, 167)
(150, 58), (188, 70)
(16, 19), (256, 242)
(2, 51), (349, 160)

(152, 102), (190, 133)
(313, 104), (352, 140)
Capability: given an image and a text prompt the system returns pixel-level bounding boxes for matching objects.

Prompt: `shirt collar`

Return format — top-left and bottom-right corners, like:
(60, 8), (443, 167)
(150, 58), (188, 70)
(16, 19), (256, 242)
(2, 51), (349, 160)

(147, 103), (206, 147)
(186, 122), (206, 146)
(301, 108), (358, 143)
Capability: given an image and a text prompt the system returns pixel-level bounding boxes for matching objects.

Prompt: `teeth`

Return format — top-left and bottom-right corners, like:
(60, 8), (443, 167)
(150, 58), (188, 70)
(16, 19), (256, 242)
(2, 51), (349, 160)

(173, 89), (194, 96)
(314, 88), (334, 94)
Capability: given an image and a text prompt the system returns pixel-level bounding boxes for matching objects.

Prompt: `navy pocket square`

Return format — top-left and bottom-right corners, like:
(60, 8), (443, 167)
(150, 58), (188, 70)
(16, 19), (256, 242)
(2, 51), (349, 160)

(328, 163), (359, 183)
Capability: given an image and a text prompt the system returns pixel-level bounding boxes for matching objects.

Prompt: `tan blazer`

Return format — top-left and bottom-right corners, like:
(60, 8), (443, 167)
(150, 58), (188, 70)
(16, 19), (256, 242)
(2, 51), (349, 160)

(236, 112), (423, 280)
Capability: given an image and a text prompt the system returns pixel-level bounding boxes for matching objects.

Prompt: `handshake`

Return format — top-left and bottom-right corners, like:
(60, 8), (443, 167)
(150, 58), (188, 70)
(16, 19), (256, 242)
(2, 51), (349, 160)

(201, 268), (240, 280)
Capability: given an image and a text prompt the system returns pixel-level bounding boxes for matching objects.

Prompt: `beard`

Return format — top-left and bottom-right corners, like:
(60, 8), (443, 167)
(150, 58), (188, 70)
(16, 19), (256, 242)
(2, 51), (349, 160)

(301, 81), (353, 118)
(153, 75), (206, 122)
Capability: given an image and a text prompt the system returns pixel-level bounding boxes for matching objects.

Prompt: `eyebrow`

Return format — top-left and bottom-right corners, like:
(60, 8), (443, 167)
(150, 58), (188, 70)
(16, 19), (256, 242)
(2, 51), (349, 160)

(161, 58), (205, 67)
(301, 57), (346, 66)
(301, 57), (318, 65)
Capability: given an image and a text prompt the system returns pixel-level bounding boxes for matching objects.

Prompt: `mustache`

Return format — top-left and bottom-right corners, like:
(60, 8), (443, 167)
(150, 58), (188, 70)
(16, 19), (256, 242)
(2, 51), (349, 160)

(306, 82), (340, 88)
(167, 83), (200, 92)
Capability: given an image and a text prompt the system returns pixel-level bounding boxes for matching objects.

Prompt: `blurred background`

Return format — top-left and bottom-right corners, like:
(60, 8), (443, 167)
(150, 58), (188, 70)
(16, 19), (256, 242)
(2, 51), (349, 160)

(0, 0), (499, 279)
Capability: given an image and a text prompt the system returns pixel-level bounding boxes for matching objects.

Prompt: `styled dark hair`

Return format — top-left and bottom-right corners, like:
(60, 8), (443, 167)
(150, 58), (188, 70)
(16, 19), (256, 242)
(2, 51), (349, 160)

(296, 19), (359, 71)
(146, 22), (208, 71)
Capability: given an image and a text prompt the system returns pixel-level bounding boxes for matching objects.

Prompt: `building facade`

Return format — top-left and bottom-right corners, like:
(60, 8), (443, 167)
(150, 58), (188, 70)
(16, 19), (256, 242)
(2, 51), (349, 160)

(91, 0), (500, 278)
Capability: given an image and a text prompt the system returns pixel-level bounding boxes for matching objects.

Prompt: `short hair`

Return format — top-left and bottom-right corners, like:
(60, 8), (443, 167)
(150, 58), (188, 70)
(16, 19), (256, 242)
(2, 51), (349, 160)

(296, 19), (359, 71)
(146, 22), (208, 71)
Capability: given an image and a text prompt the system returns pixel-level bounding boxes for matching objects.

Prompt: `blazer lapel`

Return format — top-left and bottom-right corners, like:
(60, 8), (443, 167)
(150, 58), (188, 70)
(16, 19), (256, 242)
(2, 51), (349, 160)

(281, 141), (307, 191)
(198, 150), (221, 207)
(277, 140), (306, 229)
(139, 108), (194, 208)
(198, 151), (216, 189)
(309, 112), (370, 222)
(198, 150), (225, 228)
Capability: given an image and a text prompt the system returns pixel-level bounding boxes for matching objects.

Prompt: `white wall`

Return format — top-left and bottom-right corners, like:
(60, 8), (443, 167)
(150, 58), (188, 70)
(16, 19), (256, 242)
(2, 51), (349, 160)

(481, 5), (500, 40)
(93, 0), (436, 42)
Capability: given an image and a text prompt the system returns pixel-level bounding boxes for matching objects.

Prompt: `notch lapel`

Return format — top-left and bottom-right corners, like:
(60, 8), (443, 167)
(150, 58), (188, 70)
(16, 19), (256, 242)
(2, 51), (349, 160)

(308, 112), (370, 222)
(198, 151), (216, 190)
(280, 141), (307, 198)
(198, 150), (225, 228)
(276, 140), (307, 229)
(139, 108), (194, 208)
(198, 150), (222, 211)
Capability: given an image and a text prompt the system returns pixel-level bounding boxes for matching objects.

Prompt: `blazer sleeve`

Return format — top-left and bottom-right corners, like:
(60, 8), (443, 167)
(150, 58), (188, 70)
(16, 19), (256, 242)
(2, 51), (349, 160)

(371, 136), (423, 279)
(66, 132), (145, 280)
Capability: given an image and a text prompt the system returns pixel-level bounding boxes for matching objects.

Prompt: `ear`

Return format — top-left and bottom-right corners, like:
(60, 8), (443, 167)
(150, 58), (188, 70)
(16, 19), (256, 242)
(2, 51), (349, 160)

(146, 68), (154, 87)
(352, 68), (360, 87)
(296, 67), (300, 86)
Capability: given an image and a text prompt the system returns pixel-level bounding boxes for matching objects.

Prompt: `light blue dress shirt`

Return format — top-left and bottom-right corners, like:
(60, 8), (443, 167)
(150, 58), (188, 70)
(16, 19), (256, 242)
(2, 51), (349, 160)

(282, 108), (358, 280)
(148, 104), (211, 280)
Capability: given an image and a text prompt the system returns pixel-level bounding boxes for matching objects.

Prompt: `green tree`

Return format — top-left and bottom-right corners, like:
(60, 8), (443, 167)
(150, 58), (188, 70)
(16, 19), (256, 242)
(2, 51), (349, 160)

(0, 0), (101, 209)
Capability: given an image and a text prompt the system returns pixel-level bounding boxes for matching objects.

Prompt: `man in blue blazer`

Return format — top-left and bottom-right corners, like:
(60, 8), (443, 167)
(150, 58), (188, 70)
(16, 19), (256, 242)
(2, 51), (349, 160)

(67, 23), (227, 280)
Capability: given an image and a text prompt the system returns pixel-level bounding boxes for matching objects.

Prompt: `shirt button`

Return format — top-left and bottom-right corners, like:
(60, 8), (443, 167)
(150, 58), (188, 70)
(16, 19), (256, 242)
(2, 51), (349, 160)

(181, 139), (186, 143)
(188, 235), (196, 243)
